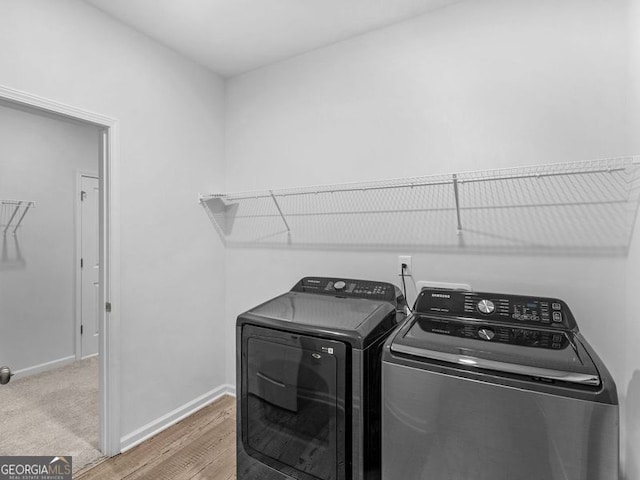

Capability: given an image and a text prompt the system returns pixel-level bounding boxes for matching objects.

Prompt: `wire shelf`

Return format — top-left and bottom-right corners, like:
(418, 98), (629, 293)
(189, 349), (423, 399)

(1, 199), (35, 235)
(200, 156), (640, 255)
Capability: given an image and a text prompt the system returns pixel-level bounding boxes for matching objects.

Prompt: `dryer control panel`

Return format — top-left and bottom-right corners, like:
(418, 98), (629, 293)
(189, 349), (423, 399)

(292, 276), (402, 303)
(414, 288), (577, 332)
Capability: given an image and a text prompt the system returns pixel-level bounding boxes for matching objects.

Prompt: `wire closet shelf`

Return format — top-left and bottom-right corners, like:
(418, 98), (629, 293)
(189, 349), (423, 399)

(200, 156), (640, 255)
(1, 200), (35, 235)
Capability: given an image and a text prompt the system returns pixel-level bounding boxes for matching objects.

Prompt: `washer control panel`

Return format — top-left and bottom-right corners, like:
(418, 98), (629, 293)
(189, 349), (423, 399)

(414, 288), (577, 331)
(292, 276), (400, 302)
(414, 317), (569, 350)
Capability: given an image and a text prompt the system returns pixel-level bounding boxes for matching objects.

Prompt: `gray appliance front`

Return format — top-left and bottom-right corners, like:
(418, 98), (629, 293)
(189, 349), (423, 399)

(382, 361), (619, 480)
(237, 325), (382, 480)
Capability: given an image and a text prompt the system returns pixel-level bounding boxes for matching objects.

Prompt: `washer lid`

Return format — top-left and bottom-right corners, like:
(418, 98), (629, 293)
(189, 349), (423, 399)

(390, 316), (600, 386)
(240, 291), (398, 348)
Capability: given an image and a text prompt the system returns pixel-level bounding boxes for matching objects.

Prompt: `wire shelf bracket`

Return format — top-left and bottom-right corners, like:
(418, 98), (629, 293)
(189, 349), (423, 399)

(1, 200), (35, 235)
(270, 190), (291, 233)
(452, 174), (463, 235)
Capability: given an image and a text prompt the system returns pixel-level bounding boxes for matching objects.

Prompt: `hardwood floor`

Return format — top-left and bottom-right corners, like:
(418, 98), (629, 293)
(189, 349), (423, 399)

(75, 395), (236, 480)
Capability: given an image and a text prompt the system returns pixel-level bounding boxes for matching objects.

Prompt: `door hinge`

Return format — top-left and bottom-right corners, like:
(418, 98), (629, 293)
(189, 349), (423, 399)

(80, 325), (83, 335)
(80, 258), (83, 268)
(81, 190), (86, 201)
(105, 302), (112, 313)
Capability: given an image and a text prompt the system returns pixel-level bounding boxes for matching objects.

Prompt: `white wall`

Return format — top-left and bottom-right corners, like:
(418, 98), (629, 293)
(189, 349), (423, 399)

(225, 0), (631, 471)
(225, 0), (628, 371)
(0, 103), (99, 373)
(227, 0), (627, 190)
(625, 0), (640, 477)
(0, 0), (226, 446)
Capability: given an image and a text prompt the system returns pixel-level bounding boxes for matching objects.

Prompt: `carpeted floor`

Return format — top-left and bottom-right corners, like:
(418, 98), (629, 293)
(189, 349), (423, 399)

(0, 357), (104, 473)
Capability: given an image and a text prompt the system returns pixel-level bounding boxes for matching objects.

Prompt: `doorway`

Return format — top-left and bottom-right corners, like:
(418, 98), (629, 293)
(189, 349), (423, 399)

(0, 84), (120, 458)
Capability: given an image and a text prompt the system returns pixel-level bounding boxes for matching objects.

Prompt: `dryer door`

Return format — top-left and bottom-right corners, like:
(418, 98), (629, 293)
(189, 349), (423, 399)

(241, 324), (348, 480)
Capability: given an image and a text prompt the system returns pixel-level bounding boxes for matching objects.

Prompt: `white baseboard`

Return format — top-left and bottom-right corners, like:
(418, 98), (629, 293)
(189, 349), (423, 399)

(226, 384), (237, 397)
(120, 383), (236, 452)
(13, 355), (76, 379)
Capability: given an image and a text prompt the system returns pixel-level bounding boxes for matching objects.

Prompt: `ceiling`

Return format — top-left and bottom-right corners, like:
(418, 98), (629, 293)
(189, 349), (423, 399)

(83, 0), (464, 77)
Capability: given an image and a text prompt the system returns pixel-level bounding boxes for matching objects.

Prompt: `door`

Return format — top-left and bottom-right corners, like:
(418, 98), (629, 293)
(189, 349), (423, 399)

(241, 324), (348, 480)
(80, 175), (99, 358)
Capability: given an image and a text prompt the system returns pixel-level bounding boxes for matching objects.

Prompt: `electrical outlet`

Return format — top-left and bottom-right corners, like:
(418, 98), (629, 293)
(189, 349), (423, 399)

(398, 255), (412, 276)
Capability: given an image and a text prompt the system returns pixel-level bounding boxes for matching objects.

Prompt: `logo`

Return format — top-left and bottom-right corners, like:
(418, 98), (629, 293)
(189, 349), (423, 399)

(431, 328), (450, 334)
(0, 456), (72, 480)
(431, 293), (451, 298)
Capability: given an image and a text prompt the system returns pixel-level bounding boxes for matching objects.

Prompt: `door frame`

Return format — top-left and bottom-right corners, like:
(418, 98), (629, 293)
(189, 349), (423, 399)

(75, 171), (99, 360)
(0, 84), (121, 457)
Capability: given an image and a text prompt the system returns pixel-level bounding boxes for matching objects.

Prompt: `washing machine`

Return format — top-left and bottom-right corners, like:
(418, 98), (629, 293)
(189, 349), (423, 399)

(237, 276), (406, 480)
(382, 288), (619, 480)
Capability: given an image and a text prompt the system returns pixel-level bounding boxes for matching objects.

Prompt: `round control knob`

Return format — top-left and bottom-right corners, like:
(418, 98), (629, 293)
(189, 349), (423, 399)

(334, 281), (346, 291)
(478, 328), (495, 341)
(477, 299), (495, 315)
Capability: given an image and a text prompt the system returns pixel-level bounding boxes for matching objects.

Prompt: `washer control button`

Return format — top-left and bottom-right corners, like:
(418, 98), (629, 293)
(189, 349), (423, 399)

(334, 281), (346, 290)
(477, 299), (495, 315)
(478, 328), (495, 341)
(552, 311), (563, 323)
(552, 302), (562, 310)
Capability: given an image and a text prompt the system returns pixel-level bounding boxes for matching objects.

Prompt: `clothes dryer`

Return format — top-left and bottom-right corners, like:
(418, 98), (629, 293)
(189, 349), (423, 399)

(237, 277), (406, 480)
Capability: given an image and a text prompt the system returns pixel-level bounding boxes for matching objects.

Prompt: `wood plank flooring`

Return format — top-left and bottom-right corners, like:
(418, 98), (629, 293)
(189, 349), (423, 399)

(75, 395), (236, 480)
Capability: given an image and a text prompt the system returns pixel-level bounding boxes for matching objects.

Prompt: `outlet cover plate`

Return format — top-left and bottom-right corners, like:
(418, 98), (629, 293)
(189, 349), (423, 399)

(398, 255), (412, 276)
